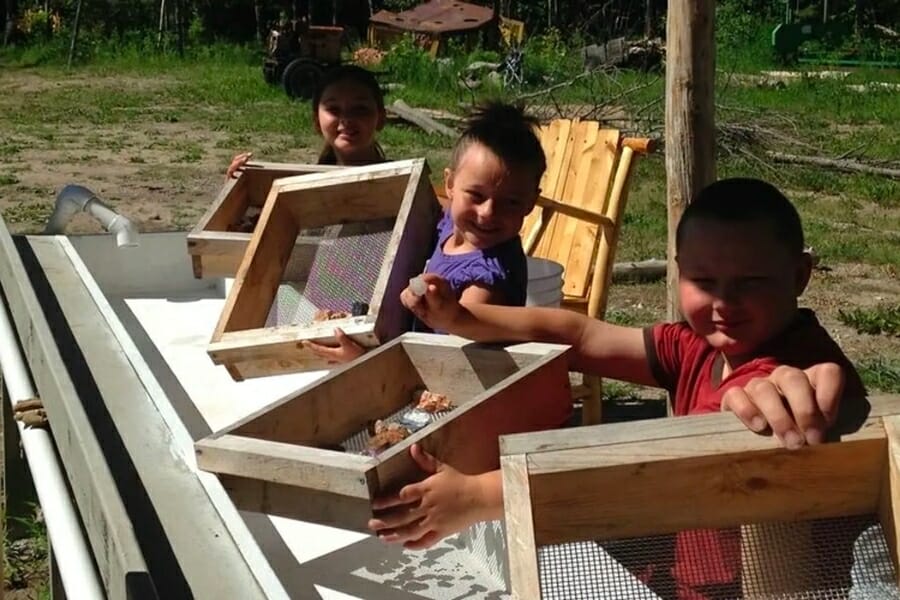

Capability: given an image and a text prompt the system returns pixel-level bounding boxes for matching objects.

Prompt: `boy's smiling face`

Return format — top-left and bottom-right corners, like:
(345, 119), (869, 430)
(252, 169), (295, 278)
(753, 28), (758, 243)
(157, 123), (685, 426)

(444, 142), (539, 250)
(677, 218), (812, 363)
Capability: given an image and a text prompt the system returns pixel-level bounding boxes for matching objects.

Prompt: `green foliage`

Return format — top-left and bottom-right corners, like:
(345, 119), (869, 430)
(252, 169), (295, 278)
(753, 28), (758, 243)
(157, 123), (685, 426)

(858, 359), (900, 393)
(716, 3), (777, 71)
(3, 503), (49, 595)
(839, 305), (900, 337)
(380, 35), (437, 89)
(521, 28), (578, 85)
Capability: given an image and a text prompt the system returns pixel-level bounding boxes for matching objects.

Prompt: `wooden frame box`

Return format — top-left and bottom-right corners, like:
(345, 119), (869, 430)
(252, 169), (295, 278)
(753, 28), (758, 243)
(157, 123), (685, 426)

(499, 394), (900, 599)
(195, 333), (573, 532)
(208, 159), (440, 380)
(186, 161), (338, 279)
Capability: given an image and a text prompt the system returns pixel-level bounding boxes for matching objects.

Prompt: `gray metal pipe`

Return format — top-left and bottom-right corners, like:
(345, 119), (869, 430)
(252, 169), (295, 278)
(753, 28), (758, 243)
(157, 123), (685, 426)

(45, 184), (139, 248)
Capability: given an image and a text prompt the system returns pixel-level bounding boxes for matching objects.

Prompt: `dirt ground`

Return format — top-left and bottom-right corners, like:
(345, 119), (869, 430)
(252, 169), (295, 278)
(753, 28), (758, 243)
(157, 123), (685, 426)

(0, 69), (898, 384)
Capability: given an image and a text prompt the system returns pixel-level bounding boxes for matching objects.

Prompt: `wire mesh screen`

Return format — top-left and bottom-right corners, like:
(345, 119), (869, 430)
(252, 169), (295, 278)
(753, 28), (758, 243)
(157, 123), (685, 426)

(266, 219), (396, 327)
(537, 515), (899, 600)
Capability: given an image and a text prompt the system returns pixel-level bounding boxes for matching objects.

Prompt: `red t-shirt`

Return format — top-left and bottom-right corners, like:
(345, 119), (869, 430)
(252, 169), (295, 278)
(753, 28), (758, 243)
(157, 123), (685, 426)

(641, 308), (866, 599)
(646, 309), (864, 417)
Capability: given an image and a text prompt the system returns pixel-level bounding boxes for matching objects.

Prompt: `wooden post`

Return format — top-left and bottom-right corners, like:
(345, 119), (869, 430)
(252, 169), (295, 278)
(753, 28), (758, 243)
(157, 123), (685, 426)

(664, 1), (716, 321)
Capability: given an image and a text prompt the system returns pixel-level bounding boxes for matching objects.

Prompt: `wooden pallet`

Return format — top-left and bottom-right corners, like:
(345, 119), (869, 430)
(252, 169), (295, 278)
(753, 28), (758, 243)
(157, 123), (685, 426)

(186, 162), (338, 279)
(500, 394), (900, 598)
(208, 159), (440, 380)
(196, 333), (572, 532)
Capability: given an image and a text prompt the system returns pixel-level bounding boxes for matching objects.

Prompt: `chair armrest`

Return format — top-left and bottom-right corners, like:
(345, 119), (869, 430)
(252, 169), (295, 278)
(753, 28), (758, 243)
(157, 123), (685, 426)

(534, 196), (614, 228)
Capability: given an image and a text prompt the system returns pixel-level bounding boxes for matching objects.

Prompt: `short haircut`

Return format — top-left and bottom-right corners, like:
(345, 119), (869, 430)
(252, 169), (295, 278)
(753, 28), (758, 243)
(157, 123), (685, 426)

(312, 65), (385, 113)
(676, 178), (805, 256)
(449, 102), (546, 185)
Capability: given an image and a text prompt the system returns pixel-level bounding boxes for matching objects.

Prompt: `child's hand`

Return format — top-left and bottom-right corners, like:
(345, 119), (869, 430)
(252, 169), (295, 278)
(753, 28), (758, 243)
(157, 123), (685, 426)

(400, 274), (462, 332)
(368, 444), (493, 550)
(722, 363), (844, 450)
(226, 151), (253, 180)
(303, 328), (366, 364)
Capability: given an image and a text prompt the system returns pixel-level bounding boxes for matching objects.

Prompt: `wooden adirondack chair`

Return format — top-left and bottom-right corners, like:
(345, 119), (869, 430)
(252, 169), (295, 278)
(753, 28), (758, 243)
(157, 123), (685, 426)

(521, 119), (655, 425)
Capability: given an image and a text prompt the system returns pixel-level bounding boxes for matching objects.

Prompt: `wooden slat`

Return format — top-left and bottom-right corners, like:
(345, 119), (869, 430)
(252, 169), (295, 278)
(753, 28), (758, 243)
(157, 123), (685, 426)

(879, 415), (900, 586)
(213, 194), (298, 336)
(555, 126), (620, 298)
(370, 163), (440, 345)
(203, 176), (246, 231)
(501, 394), (900, 457)
(533, 120), (578, 259)
(195, 434), (373, 498)
(520, 120), (572, 257)
(227, 341), (420, 446)
(502, 454), (542, 600)
(282, 174), (410, 230)
(220, 475), (375, 532)
(529, 436), (886, 545)
(373, 350), (572, 494)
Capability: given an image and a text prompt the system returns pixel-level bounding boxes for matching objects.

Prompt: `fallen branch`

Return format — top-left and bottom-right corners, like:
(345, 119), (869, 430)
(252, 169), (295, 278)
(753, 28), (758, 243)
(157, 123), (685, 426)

(765, 151), (900, 179)
(513, 71), (591, 102)
(388, 99), (457, 137)
(612, 259), (666, 283)
(610, 249), (821, 284)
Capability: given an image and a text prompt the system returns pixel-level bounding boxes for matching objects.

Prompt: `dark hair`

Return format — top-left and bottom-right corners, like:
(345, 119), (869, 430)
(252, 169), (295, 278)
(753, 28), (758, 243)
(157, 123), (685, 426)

(449, 102), (546, 185)
(676, 178), (804, 255)
(312, 64), (385, 113)
(312, 65), (386, 165)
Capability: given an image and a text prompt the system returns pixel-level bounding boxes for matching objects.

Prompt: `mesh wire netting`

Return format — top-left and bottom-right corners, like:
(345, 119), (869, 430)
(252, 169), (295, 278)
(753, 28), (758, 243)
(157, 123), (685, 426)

(338, 403), (451, 455)
(265, 219), (395, 327)
(537, 515), (899, 600)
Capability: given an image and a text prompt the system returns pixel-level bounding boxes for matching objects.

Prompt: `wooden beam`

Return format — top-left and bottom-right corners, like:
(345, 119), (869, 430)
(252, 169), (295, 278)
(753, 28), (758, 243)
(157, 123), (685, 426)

(501, 395), (899, 547)
(879, 415), (900, 586)
(664, 0), (716, 321)
(195, 434), (374, 498)
(501, 454), (541, 600)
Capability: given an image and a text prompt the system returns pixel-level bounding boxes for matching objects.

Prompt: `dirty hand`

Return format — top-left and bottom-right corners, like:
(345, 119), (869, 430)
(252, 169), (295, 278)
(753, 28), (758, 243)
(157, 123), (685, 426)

(226, 151), (253, 179)
(399, 274), (461, 332)
(303, 328), (366, 364)
(722, 363), (844, 450)
(368, 444), (488, 550)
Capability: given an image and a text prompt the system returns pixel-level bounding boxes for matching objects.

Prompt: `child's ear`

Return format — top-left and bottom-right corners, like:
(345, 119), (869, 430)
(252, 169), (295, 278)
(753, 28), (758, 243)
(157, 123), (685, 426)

(375, 108), (386, 131)
(794, 251), (814, 295)
(443, 167), (455, 197)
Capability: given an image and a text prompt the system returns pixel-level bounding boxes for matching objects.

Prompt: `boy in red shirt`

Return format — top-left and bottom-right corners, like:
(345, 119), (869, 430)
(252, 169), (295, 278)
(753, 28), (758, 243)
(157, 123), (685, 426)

(374, 178), (864, 596)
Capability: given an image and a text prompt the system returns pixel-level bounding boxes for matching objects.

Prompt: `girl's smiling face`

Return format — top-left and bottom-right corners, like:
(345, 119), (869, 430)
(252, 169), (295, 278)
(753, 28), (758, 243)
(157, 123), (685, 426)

(444, 142), (539, 251)
(314, 79), (385, 163)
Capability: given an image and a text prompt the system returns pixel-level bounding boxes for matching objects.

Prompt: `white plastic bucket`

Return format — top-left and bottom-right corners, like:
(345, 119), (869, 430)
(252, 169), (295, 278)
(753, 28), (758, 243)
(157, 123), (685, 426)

(526, 257), (564, 308)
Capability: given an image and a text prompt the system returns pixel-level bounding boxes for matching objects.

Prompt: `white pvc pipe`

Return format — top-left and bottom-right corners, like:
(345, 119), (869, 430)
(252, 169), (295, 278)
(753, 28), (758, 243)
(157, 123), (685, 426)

(0, 296), (105, 599)
(45, 184), (139, 248)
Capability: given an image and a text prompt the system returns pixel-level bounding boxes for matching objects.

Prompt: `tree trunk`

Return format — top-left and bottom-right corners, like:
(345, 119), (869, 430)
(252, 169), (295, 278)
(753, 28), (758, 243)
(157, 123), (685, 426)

(67, 0), (83, 68)
(3, 0), (17, 47)
(253, 0), (263, 45)
(645, 0), (656, 38)
(664, 0), (716, 321)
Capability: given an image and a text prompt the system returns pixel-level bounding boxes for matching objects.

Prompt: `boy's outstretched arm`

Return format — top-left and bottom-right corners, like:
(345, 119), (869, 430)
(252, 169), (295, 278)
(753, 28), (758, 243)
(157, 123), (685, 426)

(401, 274), (657, 386)
(723, 362), (845, 448)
